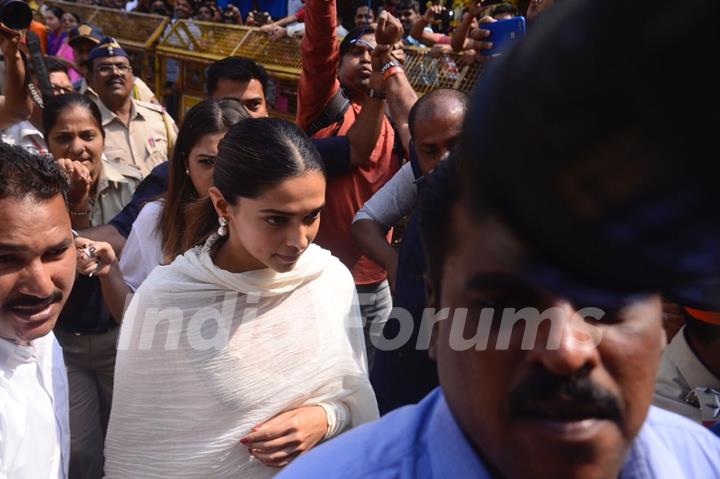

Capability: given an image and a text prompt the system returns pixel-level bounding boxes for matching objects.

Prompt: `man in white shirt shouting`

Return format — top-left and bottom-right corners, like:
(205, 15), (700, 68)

(0, 143), (77, 478)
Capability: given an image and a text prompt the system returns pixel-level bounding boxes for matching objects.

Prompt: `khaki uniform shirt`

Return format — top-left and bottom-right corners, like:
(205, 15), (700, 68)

(94, 98), (177, 178)
(91, 158), (143, 226)
(654, 326), (720, 425)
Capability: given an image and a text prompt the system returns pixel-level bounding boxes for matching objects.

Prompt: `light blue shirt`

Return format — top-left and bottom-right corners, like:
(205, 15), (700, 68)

(278, 388), (720, 479)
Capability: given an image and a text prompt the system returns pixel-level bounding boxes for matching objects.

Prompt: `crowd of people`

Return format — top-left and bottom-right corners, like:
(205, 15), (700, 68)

(19, 0), (551, 54)
(1, 0), (720, 478)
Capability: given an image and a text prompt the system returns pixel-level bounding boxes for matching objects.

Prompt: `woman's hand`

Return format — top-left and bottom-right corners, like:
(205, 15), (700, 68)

(240, 406), (328, 468)
(57, 158), (93, 209)
(75, 238), (117, 278)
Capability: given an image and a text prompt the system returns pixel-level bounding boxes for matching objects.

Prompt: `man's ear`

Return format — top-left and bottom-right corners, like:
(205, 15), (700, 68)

(424, 272), (440, 361)
(208, 186), (230, 219)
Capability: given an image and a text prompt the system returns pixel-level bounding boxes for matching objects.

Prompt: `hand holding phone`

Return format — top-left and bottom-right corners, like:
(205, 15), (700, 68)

(480, 16), (526, 56)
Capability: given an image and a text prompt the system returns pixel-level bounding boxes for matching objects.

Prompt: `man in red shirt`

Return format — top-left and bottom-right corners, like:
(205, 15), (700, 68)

(298, 0), (402, 371)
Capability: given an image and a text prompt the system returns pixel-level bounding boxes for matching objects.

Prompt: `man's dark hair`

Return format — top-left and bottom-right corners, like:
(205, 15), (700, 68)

(396, 0), (420, 13)
(339, 25), (377, 59)
(461, 0), (720, 293)
(206, 56), (268, 96)
(0, 143), (69, 205)
(685, 314), (720, 343)
(408, 89), (468, 138)
(491, 2), (518, 17)
(354, 0), (376, 15)
(28, 56), (69, 79)
(45, 56), (70, 75)
(419, 147), (461, 297)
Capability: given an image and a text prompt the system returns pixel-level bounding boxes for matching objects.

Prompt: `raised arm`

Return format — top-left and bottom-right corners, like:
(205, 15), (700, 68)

(0, 25), (31, 128)
(410, 6), (444, 47)
(352, 163), (417, 292)
(297, 0), (340, 130)
(344, 11), (404, 168)
(370, 39), (417, 157)
(451, 5), (481, 52)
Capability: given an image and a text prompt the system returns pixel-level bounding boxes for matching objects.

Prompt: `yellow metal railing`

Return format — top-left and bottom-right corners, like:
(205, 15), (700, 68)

(30, 8), (484, 119)
(37, 0), (169, 50)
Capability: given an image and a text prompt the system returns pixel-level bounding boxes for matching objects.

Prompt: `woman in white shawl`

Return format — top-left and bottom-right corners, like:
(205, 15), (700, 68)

(104, 118), (379, 478)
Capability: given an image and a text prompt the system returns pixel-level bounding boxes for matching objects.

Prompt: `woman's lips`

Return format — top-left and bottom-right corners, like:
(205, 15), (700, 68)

(274, 253), (300, 263)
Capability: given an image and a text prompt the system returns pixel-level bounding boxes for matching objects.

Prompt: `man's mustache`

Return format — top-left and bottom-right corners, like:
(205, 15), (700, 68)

(4, 289), (64, 310)
(508, 366), (623, 424)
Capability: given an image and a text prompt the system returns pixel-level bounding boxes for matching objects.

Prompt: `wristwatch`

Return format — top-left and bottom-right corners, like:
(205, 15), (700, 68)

(368, 88), (387, 100)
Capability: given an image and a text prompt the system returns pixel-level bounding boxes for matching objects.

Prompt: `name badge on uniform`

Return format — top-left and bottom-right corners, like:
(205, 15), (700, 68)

(685, 387), (720, 427)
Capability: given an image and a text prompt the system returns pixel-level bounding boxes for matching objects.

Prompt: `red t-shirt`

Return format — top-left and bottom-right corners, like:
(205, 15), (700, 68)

(295, 6), (305, 22)
(298, 0), (400, 285)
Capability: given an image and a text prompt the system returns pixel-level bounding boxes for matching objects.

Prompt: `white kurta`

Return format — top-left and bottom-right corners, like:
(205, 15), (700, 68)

(105, 235), (379, 478)
(0, 332), (70, 478)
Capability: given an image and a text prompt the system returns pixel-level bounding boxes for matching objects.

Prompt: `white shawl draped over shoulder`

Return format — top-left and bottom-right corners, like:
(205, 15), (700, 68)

(104, 235), (379, 478)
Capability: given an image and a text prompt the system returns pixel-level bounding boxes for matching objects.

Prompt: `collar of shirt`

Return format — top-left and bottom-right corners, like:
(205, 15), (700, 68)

(78, 78), (97, 99)
(0, 336), (39, 368)
(96, 97), (143, 128)
(0, 120), (47, 153)
(423, 391), (489, 477)
(0, 332), (70, 477)
(427, 390), (716, 479)
(667, 326), (720, 391)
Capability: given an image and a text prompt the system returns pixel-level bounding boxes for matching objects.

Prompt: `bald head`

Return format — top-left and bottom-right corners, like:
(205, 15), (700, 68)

(409, 89), (468, 175)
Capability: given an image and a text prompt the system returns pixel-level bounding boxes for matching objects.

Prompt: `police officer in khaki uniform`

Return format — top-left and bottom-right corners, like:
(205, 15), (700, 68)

(85, 37), (177, 177)
(69, 23), (159, 105)
(654, 283), (720, 427)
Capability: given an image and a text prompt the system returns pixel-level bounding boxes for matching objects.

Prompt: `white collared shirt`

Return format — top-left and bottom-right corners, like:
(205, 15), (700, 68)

(0, 332), (70, 478)
(654, 325), (720, 423)
(0, 120), (48, 154)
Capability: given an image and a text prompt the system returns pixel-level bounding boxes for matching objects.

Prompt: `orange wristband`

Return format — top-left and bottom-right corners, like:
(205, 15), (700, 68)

(383, 66), (403, 80)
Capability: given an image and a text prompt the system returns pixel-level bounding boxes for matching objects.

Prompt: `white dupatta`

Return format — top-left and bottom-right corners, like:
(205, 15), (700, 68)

(104, 235), (379, 478)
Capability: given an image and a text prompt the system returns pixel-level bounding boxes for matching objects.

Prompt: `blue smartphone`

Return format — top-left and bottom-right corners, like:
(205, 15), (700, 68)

(481, 16), (526, 56)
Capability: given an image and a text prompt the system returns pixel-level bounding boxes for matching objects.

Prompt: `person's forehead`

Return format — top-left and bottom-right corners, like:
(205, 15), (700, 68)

(97, 56), (130, 65)
(414, 107), (464, 137)
(214, 78), (264, 99)
(248, 172), (326, 213)
(0, 196), (71, 249)
(445, 202), (527, 278)
(49, 71), (73, 87)
(190, 134), (223, 157)
(350, 33), (376, 50)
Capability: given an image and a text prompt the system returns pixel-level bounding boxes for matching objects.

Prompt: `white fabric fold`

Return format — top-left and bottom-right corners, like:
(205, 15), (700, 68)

(104, 234), (379, 478)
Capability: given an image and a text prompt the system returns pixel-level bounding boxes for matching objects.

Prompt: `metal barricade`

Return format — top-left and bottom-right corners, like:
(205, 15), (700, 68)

(155, 20), (302, 121)
(33, 9), (484, 121)
(156, 20), (483, 122)
(403, 47), (483, 95)
(36, 1), (168, 93)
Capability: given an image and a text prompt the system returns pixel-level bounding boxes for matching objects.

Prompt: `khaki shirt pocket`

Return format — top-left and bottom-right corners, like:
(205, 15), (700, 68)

(104, 148), (130, 166)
